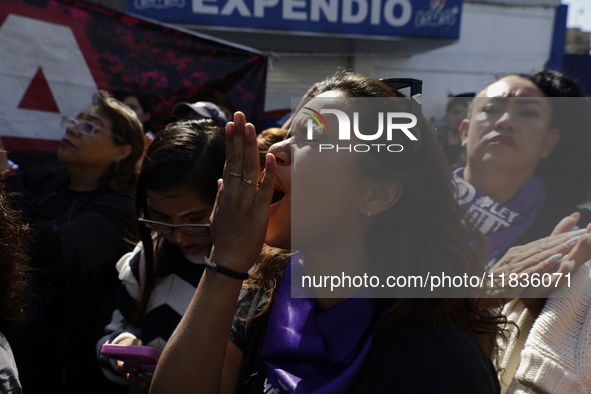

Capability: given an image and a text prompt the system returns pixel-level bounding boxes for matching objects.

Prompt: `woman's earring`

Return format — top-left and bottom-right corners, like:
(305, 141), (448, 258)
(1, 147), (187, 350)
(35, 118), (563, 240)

(367, 210), (371, 217)
(115, 159), (120, 174)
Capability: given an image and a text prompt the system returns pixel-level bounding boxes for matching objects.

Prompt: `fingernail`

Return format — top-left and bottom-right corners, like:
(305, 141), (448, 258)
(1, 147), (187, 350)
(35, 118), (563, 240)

(547, 253), (563, 263)
(565, 235), (581, 246)
(130, 369), (138, 373)
(146, 372), (153, 377)
(568, 260), (575, 272)
(570, 229), (587, 238)
(137, 373), (143, 378)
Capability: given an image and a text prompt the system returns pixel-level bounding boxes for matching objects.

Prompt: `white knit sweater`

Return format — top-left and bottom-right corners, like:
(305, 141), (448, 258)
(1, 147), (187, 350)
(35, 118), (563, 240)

(497, 263), (591, 393)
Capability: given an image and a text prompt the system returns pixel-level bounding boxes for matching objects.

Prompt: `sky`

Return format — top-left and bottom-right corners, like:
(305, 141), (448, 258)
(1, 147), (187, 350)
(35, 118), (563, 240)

(562, 0), (591, 32)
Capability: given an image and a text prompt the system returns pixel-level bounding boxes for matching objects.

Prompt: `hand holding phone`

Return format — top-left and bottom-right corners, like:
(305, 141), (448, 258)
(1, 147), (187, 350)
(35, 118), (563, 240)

(101, 343), (162, 373)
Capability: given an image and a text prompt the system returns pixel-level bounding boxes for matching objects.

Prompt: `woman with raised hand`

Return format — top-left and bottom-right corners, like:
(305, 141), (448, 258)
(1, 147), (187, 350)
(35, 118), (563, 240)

(97, 120), (225, 393)
(0, 91), (145, 393)
(151, 72), (506, 393)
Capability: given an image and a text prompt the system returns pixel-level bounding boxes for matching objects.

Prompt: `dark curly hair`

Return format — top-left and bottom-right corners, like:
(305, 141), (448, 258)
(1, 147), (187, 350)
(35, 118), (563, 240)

(244, 72), (508, 356)
(0, 170), (32, 336)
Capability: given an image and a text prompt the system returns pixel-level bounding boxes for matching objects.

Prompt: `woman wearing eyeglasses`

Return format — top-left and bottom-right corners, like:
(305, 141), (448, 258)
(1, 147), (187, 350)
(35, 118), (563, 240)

(97, 119), (225, 393)
(0, 91), (145, 393)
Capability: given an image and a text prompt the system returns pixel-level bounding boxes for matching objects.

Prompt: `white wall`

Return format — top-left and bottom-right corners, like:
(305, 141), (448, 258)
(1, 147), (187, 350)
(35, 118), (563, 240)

(265, 56), (349, 111)
(264, 2), (558, 120)
(354, 2), (557, 117)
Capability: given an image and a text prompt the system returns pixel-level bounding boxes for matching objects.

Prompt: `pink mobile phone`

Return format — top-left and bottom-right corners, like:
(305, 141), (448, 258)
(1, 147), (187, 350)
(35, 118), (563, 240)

(100, 344), (162, 372)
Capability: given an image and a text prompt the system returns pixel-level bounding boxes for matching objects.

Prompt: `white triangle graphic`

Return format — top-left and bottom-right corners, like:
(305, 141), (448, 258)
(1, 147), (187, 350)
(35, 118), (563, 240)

(0, 14), (99, 141)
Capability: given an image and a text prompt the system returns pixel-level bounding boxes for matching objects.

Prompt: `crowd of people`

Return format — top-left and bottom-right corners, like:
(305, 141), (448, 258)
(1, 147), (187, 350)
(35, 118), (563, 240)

(0, 68), (590, 394)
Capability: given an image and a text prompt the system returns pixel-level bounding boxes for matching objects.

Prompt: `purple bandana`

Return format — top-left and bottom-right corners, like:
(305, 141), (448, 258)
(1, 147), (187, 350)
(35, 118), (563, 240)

(454, 168), (546, 266)
(261, 253), (377, 394)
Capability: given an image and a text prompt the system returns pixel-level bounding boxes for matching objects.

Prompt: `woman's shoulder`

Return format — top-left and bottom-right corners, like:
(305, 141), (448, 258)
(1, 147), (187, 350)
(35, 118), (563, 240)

(539, 196), (591, 227)
(10, 162), (64, 190)
(79, 187), (134, 222)
(23, 162), (61, 177)
(116, 243), (143, 286)
(354, 319), (500, 393)
(514, 197), (591, 247)
(89, 186), (134, 205)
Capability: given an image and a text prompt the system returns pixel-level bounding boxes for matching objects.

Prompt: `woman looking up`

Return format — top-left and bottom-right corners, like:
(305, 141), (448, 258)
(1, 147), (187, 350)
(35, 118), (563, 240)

(151, 72), (505, 394)
(0, 91), (145, 393)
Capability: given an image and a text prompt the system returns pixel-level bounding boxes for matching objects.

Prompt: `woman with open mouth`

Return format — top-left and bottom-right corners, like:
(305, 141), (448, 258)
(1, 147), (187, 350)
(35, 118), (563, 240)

(151, 72), (506, 394)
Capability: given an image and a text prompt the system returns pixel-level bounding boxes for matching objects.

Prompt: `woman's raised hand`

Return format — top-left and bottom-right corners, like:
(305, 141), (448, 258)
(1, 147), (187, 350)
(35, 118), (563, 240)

(209, 112), (277, 274)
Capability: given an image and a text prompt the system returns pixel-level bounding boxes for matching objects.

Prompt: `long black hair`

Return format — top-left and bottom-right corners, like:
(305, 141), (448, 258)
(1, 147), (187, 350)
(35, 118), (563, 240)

(245, 72), (507, 355)
(130, 119), (226, 325)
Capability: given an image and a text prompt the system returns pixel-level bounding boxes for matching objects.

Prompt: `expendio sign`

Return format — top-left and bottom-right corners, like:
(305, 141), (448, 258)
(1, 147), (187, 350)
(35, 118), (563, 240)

(130, 0), (462, 40)
(192, 0), (412, 26)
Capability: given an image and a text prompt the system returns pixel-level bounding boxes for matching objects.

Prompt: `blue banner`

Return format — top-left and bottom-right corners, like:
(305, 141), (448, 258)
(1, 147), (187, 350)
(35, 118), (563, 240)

(130, 0), (462, 39)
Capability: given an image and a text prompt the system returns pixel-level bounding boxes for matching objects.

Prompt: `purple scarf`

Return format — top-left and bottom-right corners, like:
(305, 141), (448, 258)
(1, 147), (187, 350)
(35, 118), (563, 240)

(453, 168), (546, 265)
(261, 253), (377, 394)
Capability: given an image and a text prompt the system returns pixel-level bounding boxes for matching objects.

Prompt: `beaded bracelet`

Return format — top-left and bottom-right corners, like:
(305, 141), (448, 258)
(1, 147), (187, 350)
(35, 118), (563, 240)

(203, 256), (249, 280)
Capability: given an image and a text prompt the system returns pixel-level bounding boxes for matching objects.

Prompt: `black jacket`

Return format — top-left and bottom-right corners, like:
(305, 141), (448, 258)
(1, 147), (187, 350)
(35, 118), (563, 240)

(6, 163), (135, 393)
(510, 195), (591, 250)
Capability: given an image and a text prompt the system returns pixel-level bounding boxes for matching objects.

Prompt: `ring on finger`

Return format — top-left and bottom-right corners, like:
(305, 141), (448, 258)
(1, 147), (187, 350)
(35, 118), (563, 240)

(229, 171), (242, 178)
(242, 177), (259, 186)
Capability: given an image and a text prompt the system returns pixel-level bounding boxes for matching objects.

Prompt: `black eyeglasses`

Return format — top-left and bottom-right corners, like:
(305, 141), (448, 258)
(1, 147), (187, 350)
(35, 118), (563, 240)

(138, 210), (211, 237)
